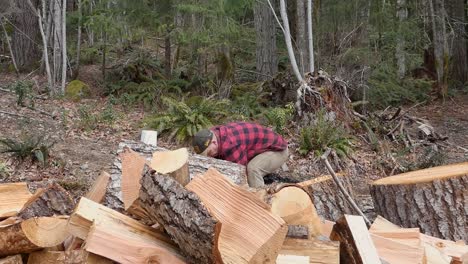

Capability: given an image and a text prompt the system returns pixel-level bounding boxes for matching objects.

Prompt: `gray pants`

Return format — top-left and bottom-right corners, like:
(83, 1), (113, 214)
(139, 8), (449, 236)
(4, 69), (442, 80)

(246, 148), (289, 188)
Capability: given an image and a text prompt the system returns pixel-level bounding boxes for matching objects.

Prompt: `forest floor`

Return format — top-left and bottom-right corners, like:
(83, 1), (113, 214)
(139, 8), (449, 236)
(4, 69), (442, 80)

(0, 72), (467, 208)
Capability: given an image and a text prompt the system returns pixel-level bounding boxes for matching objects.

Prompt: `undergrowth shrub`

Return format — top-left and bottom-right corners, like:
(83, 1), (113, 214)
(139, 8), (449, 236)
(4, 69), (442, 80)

(0, 136), (53, 166)
(299, 110), (353, 157)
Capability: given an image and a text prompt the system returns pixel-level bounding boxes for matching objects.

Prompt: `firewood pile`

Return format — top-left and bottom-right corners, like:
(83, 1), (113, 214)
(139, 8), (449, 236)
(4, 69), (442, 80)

(0, 140), (466, 264)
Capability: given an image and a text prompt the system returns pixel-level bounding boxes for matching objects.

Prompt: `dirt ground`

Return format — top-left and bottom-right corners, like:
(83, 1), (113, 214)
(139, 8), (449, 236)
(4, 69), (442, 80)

(1, 73), (467, 205)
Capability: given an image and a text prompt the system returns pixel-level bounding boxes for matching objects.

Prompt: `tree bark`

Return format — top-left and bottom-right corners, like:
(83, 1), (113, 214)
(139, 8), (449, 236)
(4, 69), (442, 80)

(370, 163), (468, 241)
(300, 174), (354, 221)
(61, 0), (67, 94)
(0, 18), (19, 74)
(11, 0), (40, 71)
(17, 183), (75, 220)
(165, 30), (172, 78)
(307, 0), (315, 73)
(254, 0), (278, 80)
(138, 167), (221, 264)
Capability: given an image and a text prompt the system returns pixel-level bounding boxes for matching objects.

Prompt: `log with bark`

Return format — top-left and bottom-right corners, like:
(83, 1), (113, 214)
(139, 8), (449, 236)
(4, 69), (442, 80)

(369, 162), (468, 242)
(330, 215), (382, 264)
(139, 167), (287, 263)
(0, 216), (69, 257)
(18, 183), (75, 220)
(299, 174), (354, 221)
(104, 140), (247, 210)
(0, 182), (32, 219)
(27, 250), (113, 264)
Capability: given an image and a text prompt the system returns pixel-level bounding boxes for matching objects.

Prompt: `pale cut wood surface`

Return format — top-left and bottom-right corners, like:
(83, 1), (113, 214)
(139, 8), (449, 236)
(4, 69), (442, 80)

(150, 148), (190, 186)
(0, 255), (22, 264)
(373, 162), (468, 185)
(0, 183), (32, 219)
(276, 254), (309, 264)
(280, 238), (340, 264)
(120, 147), (147, 210)
(0, 217), (68, 257)
(27, 250), (113, 264)
(371, 233), (425, 264)
(84, 224), (186, 264)
(370, 228), (421, 247)
(269, 186), (322, 238)
(67, 197), (173, 245)
(85, 171), (111, 203)
(186, 168), (287, 264)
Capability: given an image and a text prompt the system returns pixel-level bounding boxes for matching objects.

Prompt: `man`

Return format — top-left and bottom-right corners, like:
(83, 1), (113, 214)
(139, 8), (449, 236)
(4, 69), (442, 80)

(192, 122), (288, 187)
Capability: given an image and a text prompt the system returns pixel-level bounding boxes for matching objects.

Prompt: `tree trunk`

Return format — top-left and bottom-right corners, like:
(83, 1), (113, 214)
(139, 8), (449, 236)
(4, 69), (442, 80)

(254, 0), (278, 80)
(296, 0), (308, 74)
(165, 30), (171, 78)
(61, 0), (67, 94)
(36, 1), (53, 92)
(446, 0), (468, 84)
(307, 0), (315, 73)
(396, 0), (407, 79)
(430, 0), (450, 98)
(74, 0), (82, 79)
(0, 18), (19, 74)
(300, 174), (354, 221)
(370, 162), (468, 241)
(11, 0), (40, 71)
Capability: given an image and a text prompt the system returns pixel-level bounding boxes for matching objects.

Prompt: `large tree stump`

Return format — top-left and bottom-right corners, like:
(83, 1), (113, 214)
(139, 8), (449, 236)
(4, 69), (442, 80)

(369, 162), (468, 242)
(299, 174), (354, 221)
(105, 140), (247, 210)
(18, 183), (75, 219)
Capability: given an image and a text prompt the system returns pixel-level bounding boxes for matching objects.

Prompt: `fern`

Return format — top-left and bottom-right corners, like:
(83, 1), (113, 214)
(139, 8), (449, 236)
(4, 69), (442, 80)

(299, 110), (353, 157)
(0, 136), (53, 166)
(263, 103), (294, 135)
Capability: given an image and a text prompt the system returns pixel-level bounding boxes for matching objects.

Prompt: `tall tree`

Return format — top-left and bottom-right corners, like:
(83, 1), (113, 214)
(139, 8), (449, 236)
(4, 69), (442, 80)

(296, 0), (308, 74)
(11, 0), (40, 71)
(254, 0), (278, 80)
(395, 0), (407, 79)
(430, 0), (449, 98)
(446, 0), (467, 84)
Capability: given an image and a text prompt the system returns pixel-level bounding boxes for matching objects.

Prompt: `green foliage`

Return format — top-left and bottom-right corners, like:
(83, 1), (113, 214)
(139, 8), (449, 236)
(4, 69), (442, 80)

(146, 96), (229, 142)
(0, 136), (53, 166)
(77, 105), (99, 130)
(367, 64), (433, 109)
(0, 162), (10, 180)
(100, 103), (118, 125)
(229, 92), (264, 120)
(263, 104), (294, 135)
(66, 80), (91, 101)
(80, 47), (100, 64)
(8, 81), (34, 107)
(298, 110), (353, 157)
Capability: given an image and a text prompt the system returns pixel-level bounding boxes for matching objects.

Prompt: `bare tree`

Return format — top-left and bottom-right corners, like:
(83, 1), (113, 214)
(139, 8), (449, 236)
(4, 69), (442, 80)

(396, 0), (407, 79)
(429, 0), (449, 98)
(0, 17), (19, 74)
(307, 0), (314, 73)
(446, 0), (467, 84)
(296, 0), (308, 74)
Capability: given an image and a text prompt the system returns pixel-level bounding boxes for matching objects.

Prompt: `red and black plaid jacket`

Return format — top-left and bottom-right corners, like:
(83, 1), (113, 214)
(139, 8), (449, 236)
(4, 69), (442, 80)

(211, 122), (287, 165)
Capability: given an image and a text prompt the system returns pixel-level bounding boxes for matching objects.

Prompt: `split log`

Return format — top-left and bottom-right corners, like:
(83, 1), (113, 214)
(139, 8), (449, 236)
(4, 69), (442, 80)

(370, 233), (425, 264)
(120, 147), (147, 211)
(84, 223), (186, 264)
(150, 148), (190, 186)
(67, 197), (173, 245)
(105, 140), (247, 210)
(369, 162), (468, 241)
(299, 174), (354, 221)
(263, 184), (322, 238)
(0, 183), (32, 219)
(330, 215), (381, 264)
(139, 167), (287, 263)
(0, 217), (69, 257)
(85, 171), (111, 203)
(18, 183), (74, 219)
(279, 238), (340, 264)
(186, 168), (287, 264)
(0, 255), (22, 264)
(27, 250), (113, 264)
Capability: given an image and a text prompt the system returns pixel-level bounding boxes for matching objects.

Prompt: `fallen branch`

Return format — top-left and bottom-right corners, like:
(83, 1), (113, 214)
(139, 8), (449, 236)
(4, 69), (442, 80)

(320, 149), (371, 226)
